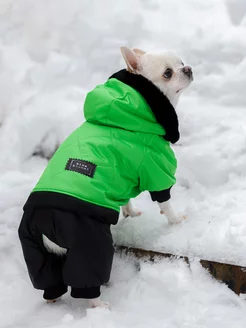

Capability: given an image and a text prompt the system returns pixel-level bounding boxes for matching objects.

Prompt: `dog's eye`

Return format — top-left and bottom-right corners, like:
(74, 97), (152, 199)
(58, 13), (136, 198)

(163, 69), (173, 79)
(181, 61), (184, 66)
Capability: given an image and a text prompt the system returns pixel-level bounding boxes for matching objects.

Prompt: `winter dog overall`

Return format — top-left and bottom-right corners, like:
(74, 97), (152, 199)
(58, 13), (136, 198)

(18, 70), (179, 300)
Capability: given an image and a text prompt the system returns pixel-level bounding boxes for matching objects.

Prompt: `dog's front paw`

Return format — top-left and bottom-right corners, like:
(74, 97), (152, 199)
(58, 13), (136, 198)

(168, 215), (187, 224)
(160, 210), (187, 224)
(122, 208), (142, 218)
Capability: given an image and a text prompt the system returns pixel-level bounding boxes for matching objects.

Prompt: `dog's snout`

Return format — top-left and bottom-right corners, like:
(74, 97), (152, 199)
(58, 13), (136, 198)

(182, 66), (193, 78)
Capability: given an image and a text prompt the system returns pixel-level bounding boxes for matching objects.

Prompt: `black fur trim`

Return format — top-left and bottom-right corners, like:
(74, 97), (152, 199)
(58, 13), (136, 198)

(109, 69), (179, 144)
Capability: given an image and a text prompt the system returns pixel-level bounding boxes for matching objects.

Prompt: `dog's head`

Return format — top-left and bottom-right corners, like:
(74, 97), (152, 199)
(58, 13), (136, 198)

(121, 47), (193, 107)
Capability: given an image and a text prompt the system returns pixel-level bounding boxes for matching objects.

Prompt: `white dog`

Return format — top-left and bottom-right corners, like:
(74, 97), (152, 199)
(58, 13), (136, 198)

(37, 46), (193, 308)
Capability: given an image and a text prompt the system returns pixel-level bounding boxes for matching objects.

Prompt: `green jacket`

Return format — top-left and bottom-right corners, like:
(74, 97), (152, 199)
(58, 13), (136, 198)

(33, 78), (177, 212)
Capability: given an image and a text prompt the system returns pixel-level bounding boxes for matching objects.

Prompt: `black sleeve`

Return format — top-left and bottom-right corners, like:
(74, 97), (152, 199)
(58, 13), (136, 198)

(149, 187), (172, 203)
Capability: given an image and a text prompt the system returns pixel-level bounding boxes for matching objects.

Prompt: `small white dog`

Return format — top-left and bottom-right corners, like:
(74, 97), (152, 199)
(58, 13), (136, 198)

(23, 46), (193, 309)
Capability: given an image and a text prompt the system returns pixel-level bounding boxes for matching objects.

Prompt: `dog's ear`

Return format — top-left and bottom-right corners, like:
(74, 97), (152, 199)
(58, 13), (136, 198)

(133, 48), (146, 56)
(120, 47), (142, 73)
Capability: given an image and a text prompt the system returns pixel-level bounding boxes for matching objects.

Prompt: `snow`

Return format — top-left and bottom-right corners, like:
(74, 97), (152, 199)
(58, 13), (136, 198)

(1, 0), (246, 327)
(2, 254), (246, 328)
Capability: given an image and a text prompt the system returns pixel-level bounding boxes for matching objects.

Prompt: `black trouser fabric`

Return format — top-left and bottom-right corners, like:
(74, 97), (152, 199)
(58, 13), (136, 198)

(18, 204), (115, 300)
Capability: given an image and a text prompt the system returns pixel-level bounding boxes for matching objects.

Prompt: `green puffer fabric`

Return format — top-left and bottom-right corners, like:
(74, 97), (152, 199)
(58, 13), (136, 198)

(33, 78), (177, 212)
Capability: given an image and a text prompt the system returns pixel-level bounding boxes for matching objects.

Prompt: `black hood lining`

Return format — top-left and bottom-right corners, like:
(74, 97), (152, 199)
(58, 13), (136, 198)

(109, 69), (179, 144)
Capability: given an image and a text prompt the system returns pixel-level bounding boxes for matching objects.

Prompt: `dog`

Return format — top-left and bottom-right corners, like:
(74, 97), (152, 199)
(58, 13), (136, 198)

(18, 46), (193, 309)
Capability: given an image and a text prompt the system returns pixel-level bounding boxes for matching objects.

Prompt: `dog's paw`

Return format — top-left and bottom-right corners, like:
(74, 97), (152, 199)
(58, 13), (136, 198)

(46, 297), (61, 304)
(89, 299), (110, 309)
(97, 301), (110, 309)
(123, 208), (142, 218)
(168, 215), (187, 224)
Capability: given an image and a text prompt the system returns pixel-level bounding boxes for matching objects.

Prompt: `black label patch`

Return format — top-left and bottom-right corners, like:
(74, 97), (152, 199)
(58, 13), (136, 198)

(65, 159), (96, 178)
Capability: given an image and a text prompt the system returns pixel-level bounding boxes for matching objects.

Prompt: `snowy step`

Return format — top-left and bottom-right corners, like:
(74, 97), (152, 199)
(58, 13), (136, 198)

(117, 246), (246, 295)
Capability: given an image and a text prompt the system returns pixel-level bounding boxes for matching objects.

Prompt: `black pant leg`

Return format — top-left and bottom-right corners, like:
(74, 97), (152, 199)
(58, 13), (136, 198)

(18, 209), (66, 293)
(63, 215), (114, 293)
(19, 206), (115, 300)
(71, 286), (101, 299)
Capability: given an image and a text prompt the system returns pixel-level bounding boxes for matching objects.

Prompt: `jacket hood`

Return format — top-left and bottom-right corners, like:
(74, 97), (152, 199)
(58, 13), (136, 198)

(84, 78), (166, 136)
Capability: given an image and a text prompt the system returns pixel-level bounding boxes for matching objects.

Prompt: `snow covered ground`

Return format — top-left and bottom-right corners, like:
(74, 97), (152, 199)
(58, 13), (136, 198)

(2, 253), (246, 328)
(1, 0), (246, 327)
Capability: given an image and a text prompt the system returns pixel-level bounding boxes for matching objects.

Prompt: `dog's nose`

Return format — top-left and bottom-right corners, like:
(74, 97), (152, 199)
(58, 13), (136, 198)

(182, 66), (193, 78)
